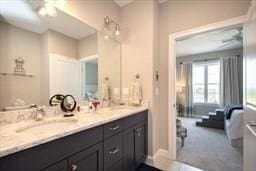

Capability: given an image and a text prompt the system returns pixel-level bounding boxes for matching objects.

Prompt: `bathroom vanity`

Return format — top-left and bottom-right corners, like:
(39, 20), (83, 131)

(0, 109), (148, 171)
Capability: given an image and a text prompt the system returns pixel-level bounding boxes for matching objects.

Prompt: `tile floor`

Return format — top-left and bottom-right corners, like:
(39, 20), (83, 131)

(146, 155), (203, 171)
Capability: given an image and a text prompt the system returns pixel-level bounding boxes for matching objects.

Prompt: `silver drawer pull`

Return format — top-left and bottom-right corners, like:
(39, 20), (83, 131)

(109, 125), (119, 131)
(109, 147), (120, 155)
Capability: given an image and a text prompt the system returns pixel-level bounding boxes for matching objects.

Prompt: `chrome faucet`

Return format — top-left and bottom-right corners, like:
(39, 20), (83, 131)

(30, 104), (46, 121)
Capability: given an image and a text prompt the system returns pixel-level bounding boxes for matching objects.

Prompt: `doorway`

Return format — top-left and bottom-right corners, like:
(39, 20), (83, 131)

(168, 16), (246, 170)
(80, 55), (98, 101)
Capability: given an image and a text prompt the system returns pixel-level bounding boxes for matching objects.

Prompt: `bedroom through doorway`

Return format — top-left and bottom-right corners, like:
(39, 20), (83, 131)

(175, 25), (244, 171)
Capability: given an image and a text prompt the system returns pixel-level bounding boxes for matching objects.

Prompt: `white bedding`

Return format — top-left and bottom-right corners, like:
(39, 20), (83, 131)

(225, 109), (244, 140)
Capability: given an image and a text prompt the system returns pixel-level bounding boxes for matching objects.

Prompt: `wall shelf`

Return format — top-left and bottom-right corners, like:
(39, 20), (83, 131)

(0, 73), (35, 78)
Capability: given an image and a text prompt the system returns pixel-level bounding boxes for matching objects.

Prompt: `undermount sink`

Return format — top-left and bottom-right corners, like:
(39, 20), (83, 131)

(110, 106), (135, 112)
(16, 118), (78, 133)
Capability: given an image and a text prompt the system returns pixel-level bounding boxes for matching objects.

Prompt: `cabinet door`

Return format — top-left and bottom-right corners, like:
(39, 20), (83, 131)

(134, 123), (147, 166)
(68, 143), (103, 171)
(42, 160), (68, 171)
(104, 133), (123, 171)
(123, 127), (135, 171)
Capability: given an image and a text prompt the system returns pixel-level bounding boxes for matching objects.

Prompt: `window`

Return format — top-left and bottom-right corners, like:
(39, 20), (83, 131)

(192, 61), (220, 104)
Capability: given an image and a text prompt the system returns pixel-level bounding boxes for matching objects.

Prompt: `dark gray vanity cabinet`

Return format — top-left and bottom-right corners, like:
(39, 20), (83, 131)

(42, 142), (103, 171)
(68, 143), (103, 171)
(123, 121), (147, 171)
(0, 110), (147, 171)
(42, 160), (68, 171)
(134, 123), (147, 166)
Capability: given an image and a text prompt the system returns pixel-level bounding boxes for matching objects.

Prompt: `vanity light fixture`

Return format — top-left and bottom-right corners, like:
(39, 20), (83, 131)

(103, 16), (120, 38)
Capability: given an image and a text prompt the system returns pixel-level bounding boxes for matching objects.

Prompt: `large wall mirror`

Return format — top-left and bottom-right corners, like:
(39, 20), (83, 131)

(0, 0), (121, 111)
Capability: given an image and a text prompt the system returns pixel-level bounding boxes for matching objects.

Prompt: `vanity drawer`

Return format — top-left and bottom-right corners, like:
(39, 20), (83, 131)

(104, 119), (123, 138)
(123, 111), (147, 129)
(104, 133), (123, 170)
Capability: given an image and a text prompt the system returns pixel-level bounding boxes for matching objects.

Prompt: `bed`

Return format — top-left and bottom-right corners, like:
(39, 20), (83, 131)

(225, 109), (244, 148)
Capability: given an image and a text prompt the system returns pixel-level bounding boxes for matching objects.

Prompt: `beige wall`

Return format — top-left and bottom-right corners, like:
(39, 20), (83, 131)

(97, 32), (121, 101)
(0, 22), (41, 109)
(48, 30), (78, 58)
(158, 0), (250, 150)
(152, 0), (160, 155)
(79, 33), (98, 58)
(121, 0), (158, 155)
(40, 31), (50, 105)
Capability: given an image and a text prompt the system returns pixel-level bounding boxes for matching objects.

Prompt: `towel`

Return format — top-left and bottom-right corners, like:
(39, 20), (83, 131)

(101, 83), (110, 101)
(129, 81), (143, 105)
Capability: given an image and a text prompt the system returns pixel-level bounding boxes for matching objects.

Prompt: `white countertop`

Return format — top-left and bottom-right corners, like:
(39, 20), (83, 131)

(0, 106), (148, 158)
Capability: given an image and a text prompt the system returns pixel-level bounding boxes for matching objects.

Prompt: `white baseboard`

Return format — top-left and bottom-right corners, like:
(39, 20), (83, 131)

(145, 148), (170, 165)
(154, 149), (170, 159)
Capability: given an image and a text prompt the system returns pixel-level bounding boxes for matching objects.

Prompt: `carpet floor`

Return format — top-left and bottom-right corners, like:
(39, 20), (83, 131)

(176, 117), (243, 171)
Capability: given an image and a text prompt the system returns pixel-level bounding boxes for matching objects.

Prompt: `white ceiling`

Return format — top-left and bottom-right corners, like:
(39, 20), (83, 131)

(114, 0), (168, 7)
(176, 27), (243, 57)
(0, 0), (95, 40)
(113, 0), (134, 7)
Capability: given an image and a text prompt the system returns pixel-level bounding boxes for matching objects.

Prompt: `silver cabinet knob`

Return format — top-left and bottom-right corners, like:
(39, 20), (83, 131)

(71, 164), (78, 171)
(136, 127), (142, 136)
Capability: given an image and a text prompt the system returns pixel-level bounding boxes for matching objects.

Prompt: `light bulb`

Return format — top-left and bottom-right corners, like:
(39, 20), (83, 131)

(115, 29), (120, 36)
(104, 35), (109, 39)
(57, 0), (66, 7)
(45, 3), (57, 17)
(115, 24), (120, 36)
(38, 7), (47, 16)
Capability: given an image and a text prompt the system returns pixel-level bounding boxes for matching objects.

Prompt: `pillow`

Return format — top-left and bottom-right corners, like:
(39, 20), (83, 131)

(225, 104), (243, 120)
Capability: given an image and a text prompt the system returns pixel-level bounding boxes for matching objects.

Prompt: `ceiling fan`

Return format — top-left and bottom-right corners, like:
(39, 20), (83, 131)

(217, 28), (243, 49)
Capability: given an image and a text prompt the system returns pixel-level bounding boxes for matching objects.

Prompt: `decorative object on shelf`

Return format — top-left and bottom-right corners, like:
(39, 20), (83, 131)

(129, 74), (143, 106)
(0, 57), (34, 77)
(14, 57), (26, 75)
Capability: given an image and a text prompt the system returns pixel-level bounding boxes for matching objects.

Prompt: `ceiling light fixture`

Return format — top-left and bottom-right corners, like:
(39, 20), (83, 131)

(37, 0), (65, 17)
